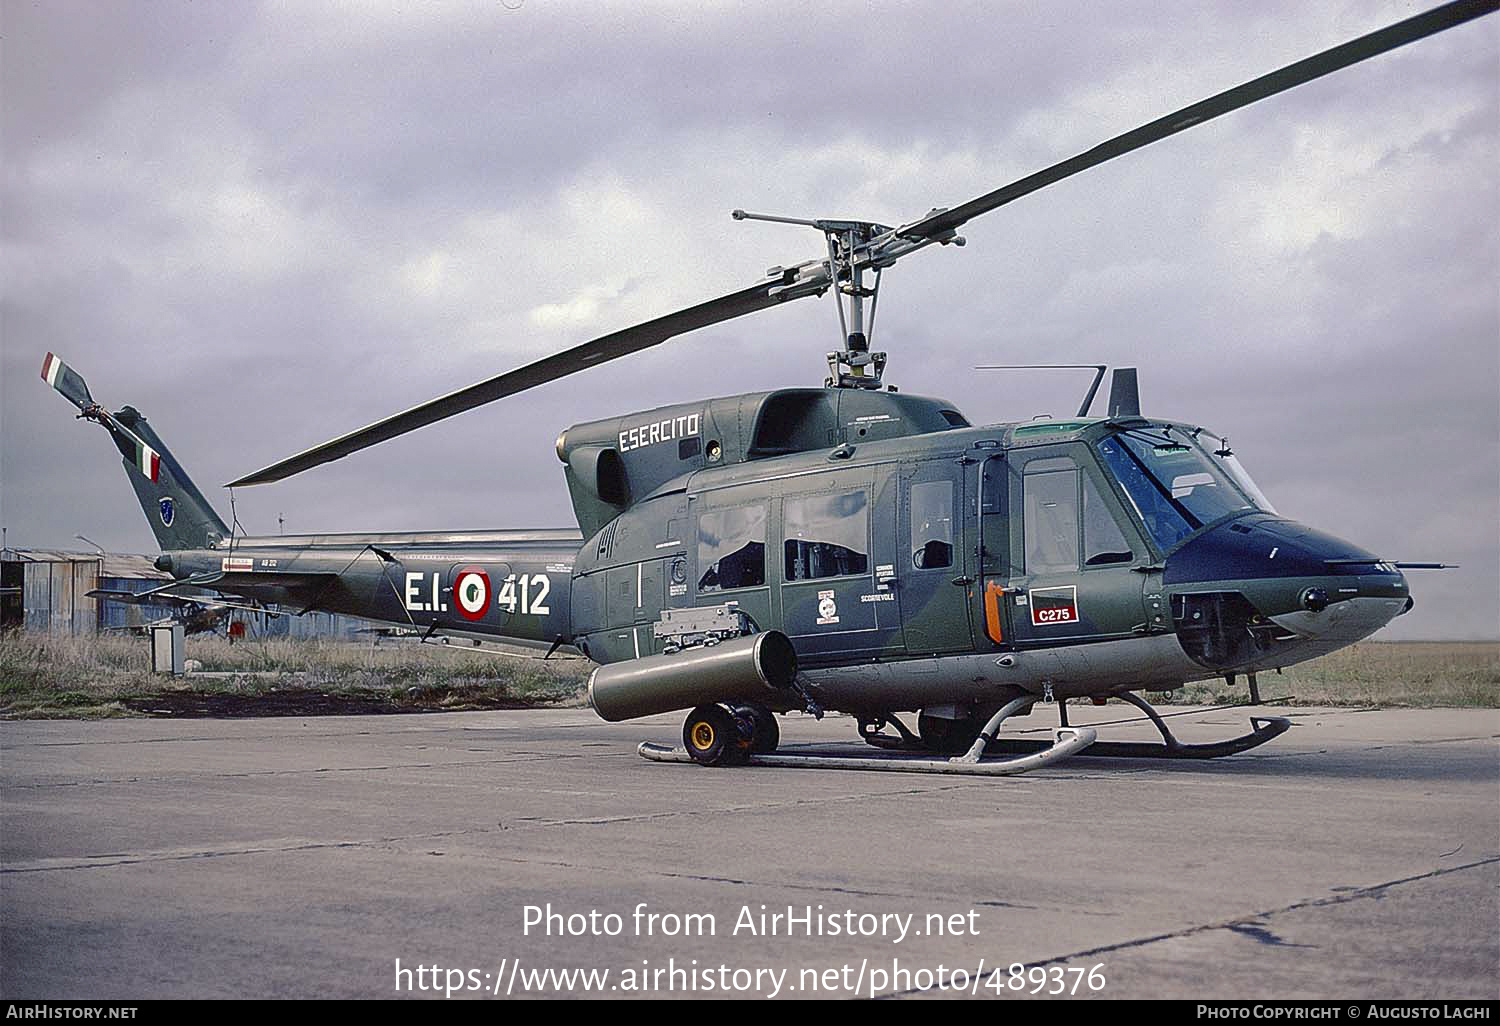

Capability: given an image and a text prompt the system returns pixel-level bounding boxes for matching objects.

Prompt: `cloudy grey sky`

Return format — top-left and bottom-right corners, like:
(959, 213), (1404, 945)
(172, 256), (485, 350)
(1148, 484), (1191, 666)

(2, 0), (1496, 640)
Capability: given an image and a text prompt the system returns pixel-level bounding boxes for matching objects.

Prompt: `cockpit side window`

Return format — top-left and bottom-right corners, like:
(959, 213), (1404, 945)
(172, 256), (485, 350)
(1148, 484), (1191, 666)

(1022, 456), (1137, 573)
(1083, 473), (1134, 566)
(1023, 458), (1080, 574)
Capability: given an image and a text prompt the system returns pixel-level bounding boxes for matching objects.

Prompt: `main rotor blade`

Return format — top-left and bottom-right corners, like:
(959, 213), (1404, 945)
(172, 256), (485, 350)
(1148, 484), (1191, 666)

(228, 274), (792, 486)
(901, 0), (1498, 241)
(229, 0), (1495, 488)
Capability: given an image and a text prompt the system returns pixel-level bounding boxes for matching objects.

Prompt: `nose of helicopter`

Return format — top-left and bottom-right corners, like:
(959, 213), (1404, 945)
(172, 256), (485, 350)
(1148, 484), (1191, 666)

(1161, 514), (1411, 670)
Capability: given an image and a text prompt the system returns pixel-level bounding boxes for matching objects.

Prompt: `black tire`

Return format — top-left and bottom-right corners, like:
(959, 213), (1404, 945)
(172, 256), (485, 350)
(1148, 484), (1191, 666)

(735, 704), (780, 754)
(683, 704), (751, 766)
(917, 709), (983, 755)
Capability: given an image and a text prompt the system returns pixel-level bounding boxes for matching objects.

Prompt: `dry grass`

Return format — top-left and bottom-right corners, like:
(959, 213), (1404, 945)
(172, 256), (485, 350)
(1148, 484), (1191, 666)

(2, 632), (1494, 719)
(0, 630), (590, 719)
(1165, 641), (1498, 708)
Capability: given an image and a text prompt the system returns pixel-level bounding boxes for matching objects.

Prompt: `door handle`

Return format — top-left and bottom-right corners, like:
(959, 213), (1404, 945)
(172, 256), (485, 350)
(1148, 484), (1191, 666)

(950, 575), (975, 586)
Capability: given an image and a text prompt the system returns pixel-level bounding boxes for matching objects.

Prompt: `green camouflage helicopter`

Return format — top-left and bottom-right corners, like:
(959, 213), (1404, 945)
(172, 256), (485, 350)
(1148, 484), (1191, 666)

(45, 1), (1487, 775)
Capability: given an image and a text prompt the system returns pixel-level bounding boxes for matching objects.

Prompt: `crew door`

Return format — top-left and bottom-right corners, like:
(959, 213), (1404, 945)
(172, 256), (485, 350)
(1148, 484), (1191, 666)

(1005, 447), (1148, 647)
(976, 453), (1013, 649)
(899, 459), (973, 654)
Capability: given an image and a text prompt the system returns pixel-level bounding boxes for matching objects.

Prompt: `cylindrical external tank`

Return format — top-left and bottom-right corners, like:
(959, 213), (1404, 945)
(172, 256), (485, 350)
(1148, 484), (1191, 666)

(587, 631), (798, 722)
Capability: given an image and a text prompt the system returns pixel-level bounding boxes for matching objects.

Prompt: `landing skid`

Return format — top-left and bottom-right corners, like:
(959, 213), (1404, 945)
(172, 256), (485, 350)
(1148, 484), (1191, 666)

(980, 692), (1291, 760)
(641, 695), (1095, 776)
(638, 727), (1095, 776)
(637, 691), (1290, 775)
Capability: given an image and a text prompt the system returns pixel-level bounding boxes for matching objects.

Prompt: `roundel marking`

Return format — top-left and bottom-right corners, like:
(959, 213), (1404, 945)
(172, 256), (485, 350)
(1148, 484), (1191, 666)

(454, 567), (490, 621)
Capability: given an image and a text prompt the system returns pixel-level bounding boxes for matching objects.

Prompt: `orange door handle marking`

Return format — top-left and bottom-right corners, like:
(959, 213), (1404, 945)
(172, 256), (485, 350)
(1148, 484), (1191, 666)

(983, 579), (1006, 644)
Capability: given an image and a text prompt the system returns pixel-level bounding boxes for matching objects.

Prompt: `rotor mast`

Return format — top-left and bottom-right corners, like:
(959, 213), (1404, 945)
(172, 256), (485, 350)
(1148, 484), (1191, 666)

(732, 209), (964, 389)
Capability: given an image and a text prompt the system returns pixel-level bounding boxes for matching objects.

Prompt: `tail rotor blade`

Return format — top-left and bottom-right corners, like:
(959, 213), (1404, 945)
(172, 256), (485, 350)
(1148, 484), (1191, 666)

(41, 353), (163, 483)
(41, 352), (94, 412)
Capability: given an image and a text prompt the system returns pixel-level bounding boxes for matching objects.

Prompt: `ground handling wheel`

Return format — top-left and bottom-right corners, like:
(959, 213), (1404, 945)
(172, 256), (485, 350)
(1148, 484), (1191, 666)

(733, 704), (780, 754)
(682, 704), (753, 766)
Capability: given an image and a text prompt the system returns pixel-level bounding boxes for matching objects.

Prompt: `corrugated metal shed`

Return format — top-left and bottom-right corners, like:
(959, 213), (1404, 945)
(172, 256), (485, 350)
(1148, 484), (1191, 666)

(2, 548), (102, 635)
(99, 553), (172, 581)
(2, 547), (170, 635)
(96, 554), (178, 631)
(1, 546), (370, 639)
(266, 610), (370, 640)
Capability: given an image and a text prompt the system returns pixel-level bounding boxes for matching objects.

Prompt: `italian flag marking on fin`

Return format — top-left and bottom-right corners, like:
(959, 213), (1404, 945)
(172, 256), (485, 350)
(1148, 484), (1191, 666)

(136, 439), (161, 482)
(41, 352), (63, 388)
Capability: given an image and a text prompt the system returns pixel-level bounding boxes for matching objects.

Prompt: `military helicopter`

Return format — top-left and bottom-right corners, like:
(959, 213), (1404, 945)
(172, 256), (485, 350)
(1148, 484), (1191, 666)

(44, 1), (1489, 774)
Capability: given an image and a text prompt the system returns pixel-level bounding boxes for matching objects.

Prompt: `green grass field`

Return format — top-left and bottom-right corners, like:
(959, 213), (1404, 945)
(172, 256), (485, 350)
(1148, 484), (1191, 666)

(0, 631), (1494, 719)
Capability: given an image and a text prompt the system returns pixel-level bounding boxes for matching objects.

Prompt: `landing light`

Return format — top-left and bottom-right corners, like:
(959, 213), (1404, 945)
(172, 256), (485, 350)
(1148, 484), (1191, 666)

(1300, 587), (1330, 612)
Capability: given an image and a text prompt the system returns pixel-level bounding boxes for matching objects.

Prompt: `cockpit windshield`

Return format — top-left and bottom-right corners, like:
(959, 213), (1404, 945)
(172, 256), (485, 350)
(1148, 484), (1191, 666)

(1096, 426), (1257, 551)
(1195, 430), (1277, 514)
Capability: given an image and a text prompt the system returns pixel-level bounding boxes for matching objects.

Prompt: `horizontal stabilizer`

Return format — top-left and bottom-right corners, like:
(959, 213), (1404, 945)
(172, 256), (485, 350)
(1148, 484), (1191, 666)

(89, 587), (290, 617)
(88, 588), (167, 606)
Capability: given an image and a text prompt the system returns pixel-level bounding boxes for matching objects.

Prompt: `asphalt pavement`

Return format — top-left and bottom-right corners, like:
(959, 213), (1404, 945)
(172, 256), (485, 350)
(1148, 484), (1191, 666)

(2, 703), (1496, 999)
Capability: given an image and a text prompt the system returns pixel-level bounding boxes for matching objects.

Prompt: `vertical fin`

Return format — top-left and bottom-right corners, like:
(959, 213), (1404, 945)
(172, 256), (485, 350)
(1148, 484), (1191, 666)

(42, 354), (229, 552)
(112, 407), (229, 552)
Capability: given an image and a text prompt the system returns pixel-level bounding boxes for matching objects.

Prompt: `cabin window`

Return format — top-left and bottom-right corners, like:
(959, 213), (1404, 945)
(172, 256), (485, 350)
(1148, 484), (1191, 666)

(1023, 459), (1079, 574)
(784, 490), (869, 581)
(697, 505), (767, 592)
(910, 480), (954, 570)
